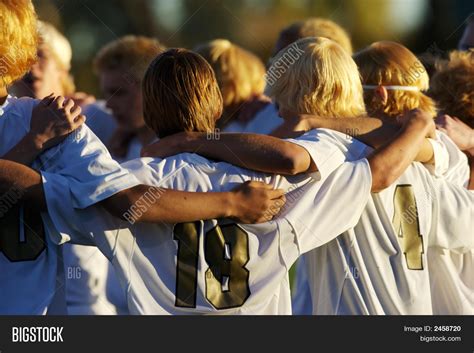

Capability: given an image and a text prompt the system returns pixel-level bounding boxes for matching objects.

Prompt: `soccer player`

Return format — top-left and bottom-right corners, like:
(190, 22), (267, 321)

(93, 35), (165, 161)
(0, 1), (284, 315)
(195, 39), (279, 133)
(430, 50), (474, 188)
(93, 35), (168, 314)
(428, 50), (474, 314)
(9, 19), (116, 315)
(273, 17), (353, 56)
(0, 48), (431, 314)
(145, 39), (474, 314)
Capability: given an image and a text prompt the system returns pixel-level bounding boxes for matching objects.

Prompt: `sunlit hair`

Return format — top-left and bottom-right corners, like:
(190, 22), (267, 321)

(195, 39), (266, 111)
(353, 41), (437, 118)
(276, 17), (353, 55)
(429, 50), (474, 127)
(38, 21), (75, 95)
(0, 0), (38, 87)
(94, 35), (166, 83)
(267, 37), (365, 118)
(142, 48), (223, 138)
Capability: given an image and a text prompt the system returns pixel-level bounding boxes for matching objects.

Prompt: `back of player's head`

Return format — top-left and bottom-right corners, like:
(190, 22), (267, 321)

(267, 37), (365, 119)
(0, 0), (38, 87)
(274, 17), (353, 55)
(194, 39), (266, 110)
(94, 35), (165, 83)
(353, 41), (436, 118)
(429, 50), (474, 127)
(38, 21), (72, 71)
(37, 21), (75, 95)
(142, 48), (223, 138)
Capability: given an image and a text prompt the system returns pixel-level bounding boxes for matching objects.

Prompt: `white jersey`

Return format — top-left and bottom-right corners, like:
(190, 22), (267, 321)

(83, 101), (141, 315)
(427, 131), (473, 314)
(43, 130), (373, 314)
(303, 133), (474, 315)
(63, 243), (117, 315)
(83, 101), (117, 145)
(0, 96), (140, 314)
(223, 103), (282, 134)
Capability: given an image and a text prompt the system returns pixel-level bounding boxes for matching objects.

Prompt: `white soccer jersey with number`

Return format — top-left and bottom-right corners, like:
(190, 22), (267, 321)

(303, 134), (474, 315)
(427, 131), (473, 314)
(0, 96), (140, 314)
(43, 130), (373, 314)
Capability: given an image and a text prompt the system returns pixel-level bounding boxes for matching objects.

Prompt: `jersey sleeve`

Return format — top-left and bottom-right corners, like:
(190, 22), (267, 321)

(285, 128), (372, 181)
(283, 158), (372, 255)
(36, 125), (141, 208)
(429, 179), (474, 252)
(425, 135), (450, 177)
(40, 171), (95, 245)
(432, 131), (470, 187)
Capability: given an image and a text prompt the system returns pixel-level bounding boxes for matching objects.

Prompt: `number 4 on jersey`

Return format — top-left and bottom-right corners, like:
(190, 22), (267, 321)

(392, 185), (424, 270)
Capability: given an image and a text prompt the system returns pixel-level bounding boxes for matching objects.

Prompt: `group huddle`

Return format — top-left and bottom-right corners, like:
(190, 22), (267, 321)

(0, 0), (472, 315)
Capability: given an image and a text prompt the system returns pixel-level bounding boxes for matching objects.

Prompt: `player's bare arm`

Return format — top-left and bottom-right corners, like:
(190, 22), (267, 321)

(1, 95), (86, 165)
(0, 159), (47, 211)
(101, 181), (286, 224)
(368, 110), (435, 192)
(0, 159), (285, 224)
(141, 132), (317, 175)
(271, 113), (436, 164)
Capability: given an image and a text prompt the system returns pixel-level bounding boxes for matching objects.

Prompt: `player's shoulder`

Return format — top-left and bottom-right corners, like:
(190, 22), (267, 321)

(296, 128), (371, 160)
(0, 95), (37, 120)
(122, 153), (217, 182)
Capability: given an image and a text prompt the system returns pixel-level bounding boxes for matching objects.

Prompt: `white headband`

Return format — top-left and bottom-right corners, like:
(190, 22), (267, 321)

(363, 84), (420, 92)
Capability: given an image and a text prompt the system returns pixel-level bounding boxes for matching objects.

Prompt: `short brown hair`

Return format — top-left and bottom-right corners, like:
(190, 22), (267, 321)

(94, 35), (165, 82)
(430, 50), (474, 127)
(142, 48), (223, 138)
(275, 17), (353, 55)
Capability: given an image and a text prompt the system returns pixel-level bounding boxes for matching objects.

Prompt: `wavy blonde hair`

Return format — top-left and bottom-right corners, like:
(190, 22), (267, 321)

(268, 37), (365, 118)
(143, 49), (223, 138)
(38, 21), (75, 95)
(275, 18), (353, 55)
(0, 0), (38, 87)
(353, 41), (437, 118)
(429, 50), (474, 127)
(195, 39), (266, 110)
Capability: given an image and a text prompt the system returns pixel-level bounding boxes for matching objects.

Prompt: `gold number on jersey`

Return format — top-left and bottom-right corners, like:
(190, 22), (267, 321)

(392, 185), (424, 270)
(205, 224), (250, 309)
(0, 205), (46, 262)
(174, 222), (251, 309)
(174, 222), (201, 308)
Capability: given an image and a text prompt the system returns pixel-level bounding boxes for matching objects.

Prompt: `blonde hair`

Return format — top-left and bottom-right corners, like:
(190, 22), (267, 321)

(0, 0), (38, 87)
(38, 21), (75, 95)
(276, 18), (353, 54)
(94, 35), (165, 83)
(268, 37), (365, 118)
(195, 39), (266, 111)
(142, 48), (223, 138)
(430, 50), (474, 127)
(354, 41), (437, 118)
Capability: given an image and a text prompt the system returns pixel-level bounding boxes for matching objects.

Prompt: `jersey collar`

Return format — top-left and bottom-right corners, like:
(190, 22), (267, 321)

(0, 95), (13, 117)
